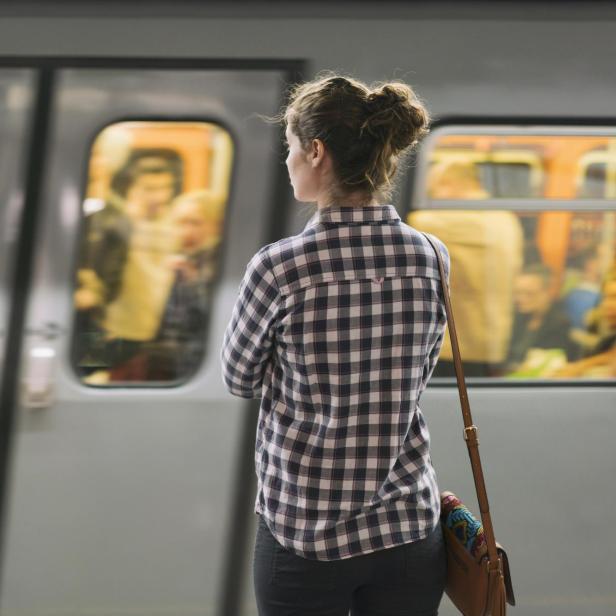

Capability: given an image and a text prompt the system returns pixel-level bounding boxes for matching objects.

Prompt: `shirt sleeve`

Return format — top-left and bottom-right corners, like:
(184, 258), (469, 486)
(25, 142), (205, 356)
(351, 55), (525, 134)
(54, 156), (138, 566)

(220, 247), (281, 399)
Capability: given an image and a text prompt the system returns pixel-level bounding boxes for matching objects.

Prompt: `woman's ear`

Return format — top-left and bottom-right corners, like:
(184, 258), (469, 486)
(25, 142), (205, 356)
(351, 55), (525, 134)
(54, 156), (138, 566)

(310, 138), (326, 168)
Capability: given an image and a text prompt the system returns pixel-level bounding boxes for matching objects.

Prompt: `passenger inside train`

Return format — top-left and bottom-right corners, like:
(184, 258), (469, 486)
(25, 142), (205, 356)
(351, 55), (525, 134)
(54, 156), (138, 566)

(408, 161), (524, 378)
(108, 190), (224, 382)
(554, 261), (616, 378)
(101, 150), (183, 380)
(504, 263), (580, 375)
(73, 148), (183, 381)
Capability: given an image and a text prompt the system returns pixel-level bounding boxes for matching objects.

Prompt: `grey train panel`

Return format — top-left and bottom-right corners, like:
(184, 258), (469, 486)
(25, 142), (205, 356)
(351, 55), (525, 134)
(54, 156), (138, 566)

(422, 387), (616, 616)
(0, 69), (33, 376)
(0, 68), (286, 615)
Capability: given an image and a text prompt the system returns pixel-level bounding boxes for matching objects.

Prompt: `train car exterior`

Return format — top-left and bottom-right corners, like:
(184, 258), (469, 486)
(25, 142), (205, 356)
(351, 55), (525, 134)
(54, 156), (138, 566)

(0, 2), (614, 615)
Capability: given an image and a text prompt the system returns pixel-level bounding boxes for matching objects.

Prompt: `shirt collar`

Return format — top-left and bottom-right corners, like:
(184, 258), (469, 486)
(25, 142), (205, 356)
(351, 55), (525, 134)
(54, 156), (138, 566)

(304, 204), (401, 230)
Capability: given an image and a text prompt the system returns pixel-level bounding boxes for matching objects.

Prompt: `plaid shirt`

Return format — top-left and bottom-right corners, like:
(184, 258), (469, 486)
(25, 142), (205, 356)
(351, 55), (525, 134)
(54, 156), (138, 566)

(221, 204), (449, 560)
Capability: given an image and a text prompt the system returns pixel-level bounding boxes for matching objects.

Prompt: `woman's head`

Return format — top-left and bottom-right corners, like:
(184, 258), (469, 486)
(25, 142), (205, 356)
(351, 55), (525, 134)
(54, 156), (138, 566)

(272, 72), (431, 207)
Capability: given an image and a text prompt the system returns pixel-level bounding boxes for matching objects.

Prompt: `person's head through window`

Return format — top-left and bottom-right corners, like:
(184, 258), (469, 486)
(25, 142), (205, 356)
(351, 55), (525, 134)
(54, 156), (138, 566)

(427, 161), (490, 200)
(267, 72), (431, 210)
(513, 264), (555, 324)
(87, 126), (133, 202)
(86, 124), (132, 200)
(171, 191), (225, 254)
(111, 150), (183, 221)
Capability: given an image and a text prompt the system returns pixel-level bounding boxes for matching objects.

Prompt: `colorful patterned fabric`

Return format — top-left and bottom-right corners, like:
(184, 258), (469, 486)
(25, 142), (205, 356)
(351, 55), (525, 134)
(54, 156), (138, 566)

(440, 491), (487, 560)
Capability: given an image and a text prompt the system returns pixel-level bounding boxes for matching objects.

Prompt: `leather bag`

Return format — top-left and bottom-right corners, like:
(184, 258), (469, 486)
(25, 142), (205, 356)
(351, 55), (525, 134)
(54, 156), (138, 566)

(422, 232), (516, 616)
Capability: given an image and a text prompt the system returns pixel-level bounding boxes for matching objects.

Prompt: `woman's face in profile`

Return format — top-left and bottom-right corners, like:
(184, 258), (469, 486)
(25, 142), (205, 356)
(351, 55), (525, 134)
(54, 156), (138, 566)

(285, 124), (318, 203)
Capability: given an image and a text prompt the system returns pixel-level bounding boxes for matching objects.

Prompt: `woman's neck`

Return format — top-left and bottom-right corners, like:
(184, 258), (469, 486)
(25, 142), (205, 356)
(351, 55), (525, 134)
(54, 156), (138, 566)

(317, 195), (379, 210)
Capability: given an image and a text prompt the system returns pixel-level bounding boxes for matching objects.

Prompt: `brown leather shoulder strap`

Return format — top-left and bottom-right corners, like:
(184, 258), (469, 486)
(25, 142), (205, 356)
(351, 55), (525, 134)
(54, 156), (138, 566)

(421, 231), (500, 566)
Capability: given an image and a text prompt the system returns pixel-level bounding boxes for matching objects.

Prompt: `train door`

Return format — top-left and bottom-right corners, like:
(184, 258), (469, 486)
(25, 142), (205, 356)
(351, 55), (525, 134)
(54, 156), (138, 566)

(0, 63), (299, 616)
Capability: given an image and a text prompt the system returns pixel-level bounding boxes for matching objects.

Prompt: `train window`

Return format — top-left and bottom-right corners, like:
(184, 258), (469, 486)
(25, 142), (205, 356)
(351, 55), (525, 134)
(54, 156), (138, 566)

(408, 127), (616, 380)
(70, 121), (233, 386)
(578, 147), (616, 199)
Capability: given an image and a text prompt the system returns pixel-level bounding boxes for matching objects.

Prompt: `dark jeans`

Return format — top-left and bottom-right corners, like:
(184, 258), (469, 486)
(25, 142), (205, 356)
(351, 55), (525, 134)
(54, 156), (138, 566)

(253, 514), (447, 616)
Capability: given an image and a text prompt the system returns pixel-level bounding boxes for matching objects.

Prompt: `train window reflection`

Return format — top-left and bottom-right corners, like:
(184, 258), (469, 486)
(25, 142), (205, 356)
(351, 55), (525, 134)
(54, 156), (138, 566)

(71, 121), (233, 386)
(409, 129), (616, 380)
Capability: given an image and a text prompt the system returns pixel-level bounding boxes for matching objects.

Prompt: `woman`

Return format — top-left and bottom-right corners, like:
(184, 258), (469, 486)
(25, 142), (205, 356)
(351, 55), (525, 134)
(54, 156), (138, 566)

(220, 72), (450, 616)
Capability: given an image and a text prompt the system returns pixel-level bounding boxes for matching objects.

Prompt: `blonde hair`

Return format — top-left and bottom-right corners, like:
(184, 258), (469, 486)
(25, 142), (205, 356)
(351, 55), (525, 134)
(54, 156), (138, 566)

(263, 70), (431, 204)
(92, 125), (133, 172)
(427, 161), (489, 199)
(172, 190), (226, 222)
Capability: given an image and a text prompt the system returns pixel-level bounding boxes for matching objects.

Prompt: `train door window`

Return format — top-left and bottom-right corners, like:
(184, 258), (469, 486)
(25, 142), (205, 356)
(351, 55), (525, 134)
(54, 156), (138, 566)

(408, 127), (616, 381)
(70, 121), (234, 386)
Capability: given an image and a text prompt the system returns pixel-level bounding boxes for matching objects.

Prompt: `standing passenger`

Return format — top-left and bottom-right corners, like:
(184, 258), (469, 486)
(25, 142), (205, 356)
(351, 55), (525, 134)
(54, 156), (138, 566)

(101, 153), (183, 379)
(408, 162), (525, 377)
(72, 128), (133, 373)
(221, 73), (449, 616)
(142, 191), (225, 381)
(74, 149), (184, 381)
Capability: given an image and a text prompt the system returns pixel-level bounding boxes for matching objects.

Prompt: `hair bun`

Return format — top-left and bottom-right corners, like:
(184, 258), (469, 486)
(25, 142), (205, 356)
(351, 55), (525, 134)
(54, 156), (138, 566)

(362, 82), (430, 152)
(366, 84), (406, 113)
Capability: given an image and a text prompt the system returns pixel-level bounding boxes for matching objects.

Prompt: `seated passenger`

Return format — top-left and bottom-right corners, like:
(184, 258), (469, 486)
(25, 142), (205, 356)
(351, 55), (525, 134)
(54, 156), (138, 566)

(562, 247), (602, 331)
(505, 264), (580, 373)
(554, 263), (616, 378)
(108, 190), (224, 382)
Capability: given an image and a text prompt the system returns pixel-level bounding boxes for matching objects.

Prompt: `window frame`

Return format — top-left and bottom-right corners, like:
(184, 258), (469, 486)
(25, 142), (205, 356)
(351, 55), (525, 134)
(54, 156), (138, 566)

(70, 116), (237, 389)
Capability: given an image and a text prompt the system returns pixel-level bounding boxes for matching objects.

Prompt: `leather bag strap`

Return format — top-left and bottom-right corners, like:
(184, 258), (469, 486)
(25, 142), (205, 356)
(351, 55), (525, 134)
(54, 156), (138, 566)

(421, 232), (501, 568)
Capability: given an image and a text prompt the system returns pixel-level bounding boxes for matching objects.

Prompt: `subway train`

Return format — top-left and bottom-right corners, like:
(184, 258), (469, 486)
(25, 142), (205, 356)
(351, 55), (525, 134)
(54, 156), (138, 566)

(0, 2), (615, 615)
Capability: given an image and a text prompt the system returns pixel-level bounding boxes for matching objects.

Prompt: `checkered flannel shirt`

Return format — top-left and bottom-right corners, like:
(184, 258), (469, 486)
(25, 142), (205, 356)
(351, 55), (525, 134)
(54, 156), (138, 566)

(221, 204), (450, 560)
